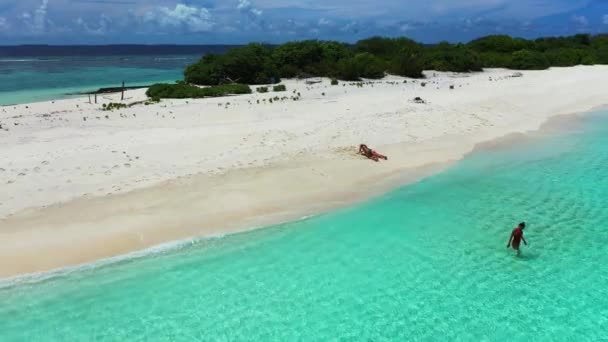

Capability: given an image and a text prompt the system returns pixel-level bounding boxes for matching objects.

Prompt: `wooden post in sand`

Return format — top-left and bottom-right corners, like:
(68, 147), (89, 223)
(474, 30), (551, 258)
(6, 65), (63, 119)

(88, 94), (91, 104)
(121, 81), (125, 101)
(94, 93), (97, 104)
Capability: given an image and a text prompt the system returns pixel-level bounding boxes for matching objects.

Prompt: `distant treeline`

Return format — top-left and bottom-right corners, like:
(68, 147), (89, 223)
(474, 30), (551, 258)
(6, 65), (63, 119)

(184, 34), (608, 84)
(0, 45), (239, 57)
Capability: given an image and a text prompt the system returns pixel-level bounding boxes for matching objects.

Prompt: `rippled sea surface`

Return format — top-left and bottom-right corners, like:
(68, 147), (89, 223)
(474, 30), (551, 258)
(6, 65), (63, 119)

(0, 55), (198, 105)
(1, 111), (607, 341)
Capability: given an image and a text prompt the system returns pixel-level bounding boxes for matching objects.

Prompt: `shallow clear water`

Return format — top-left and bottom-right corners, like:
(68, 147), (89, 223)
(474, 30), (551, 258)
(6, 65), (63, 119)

(1, 112), (607, 341)
(0, 55), (198, 105)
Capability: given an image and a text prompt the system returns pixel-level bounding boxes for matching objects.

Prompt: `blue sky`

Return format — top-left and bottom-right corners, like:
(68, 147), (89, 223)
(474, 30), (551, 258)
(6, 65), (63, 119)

(0, 0), (607, 44)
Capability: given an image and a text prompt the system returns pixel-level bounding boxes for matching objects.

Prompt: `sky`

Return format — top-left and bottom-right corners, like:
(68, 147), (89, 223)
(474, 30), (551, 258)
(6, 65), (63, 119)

(0, 0), (608, 45)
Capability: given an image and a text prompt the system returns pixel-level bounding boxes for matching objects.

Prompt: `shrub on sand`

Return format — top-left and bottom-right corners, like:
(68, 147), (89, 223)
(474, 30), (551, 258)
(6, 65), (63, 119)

(273, 84), (287, 92)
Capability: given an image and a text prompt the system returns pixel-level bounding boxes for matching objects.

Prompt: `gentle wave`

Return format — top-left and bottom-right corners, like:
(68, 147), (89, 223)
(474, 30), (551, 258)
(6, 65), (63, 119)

(154, 57), (191, 61)
(0, 238), (199, 290)
(0, 213), (317, 289)
(0, 59), (61, 63)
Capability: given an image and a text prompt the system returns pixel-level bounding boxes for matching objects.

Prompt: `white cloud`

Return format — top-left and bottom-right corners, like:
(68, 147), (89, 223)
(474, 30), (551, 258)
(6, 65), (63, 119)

(571, 14), (588, 26)
(33, 0), (49, 32)
(237, 0), (263, 17)
(0, 17), (9, 32)
(318, 18), (334, 26)
(20, 0), (49, 33)
(144, 4), (214, 32)
(603, 14), (608, 25)
(76, 14), (111, 35)
(399, 23), (411, 32)
(340, 20), (359, 33)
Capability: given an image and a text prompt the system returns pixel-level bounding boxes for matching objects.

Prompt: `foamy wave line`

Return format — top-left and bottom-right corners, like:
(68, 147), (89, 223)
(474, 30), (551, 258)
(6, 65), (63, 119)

(0, 236), (202, 289)
(0, 59), (61, 62)
(154, 57), (190, 61)
(0, 213), (317, 289)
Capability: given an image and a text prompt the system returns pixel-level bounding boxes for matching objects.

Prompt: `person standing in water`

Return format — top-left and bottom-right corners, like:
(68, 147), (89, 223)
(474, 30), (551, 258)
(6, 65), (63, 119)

(507, 222), (528, 256)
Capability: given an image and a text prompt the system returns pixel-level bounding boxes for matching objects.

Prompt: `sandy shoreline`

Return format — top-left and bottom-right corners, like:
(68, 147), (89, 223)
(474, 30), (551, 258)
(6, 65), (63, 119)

(1, 66), (608, 278)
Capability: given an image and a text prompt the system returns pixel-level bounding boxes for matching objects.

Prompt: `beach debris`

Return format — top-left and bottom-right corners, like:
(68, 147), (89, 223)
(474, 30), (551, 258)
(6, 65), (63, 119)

(413, 97), (426, 104)
(449, 85), (455, 89)
(305, 79), (322, 85)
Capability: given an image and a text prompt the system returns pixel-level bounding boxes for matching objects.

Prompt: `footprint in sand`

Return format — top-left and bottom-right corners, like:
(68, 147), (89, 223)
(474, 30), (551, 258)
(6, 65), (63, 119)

(41, 161), (50, 165)
(18, 172), (26, 176)
(124, 163), (131, 168)
(104, 170), (112, 176)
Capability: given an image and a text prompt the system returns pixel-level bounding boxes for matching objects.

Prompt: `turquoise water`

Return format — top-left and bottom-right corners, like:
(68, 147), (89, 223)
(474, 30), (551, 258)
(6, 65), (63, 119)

(0, 56), (198, 105)
(1, 112), (608, 341)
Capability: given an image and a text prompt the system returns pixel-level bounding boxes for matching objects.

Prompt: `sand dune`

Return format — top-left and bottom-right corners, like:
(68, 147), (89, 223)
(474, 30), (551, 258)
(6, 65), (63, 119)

(1, 66), (607, 277)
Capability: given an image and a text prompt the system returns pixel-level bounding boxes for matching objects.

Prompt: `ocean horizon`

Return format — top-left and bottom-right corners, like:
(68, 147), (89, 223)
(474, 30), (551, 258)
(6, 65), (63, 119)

(0, 45), (239, 106)
(1, 109), (606, 341)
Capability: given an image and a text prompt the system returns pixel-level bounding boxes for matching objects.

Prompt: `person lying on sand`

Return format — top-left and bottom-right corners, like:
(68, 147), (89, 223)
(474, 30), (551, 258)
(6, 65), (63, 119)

(507, 222), (528, 256)
(359, 144), (388, 162)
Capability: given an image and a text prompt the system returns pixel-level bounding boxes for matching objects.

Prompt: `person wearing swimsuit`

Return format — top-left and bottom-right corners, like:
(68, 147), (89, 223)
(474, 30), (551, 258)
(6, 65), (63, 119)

(507, 222), (528, 256)
(359, 144), (388, 162)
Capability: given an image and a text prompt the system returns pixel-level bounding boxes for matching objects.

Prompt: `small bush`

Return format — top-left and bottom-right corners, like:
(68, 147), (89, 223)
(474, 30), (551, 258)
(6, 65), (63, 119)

(331, 78), (339, 85)
(273, 84), (287, 92)
(257, 86), (269, 93)
(102, 102), (128, 111)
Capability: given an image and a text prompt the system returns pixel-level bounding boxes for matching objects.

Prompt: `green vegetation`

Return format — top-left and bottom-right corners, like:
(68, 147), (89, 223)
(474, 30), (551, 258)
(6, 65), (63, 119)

(102, 102), (127, 111)
(179, 34), (608, 85)
(331, 78), (339, 85)
(273, 84), (287, 92)
(146, 83), (251, 99)
(256, 86), (269, 93)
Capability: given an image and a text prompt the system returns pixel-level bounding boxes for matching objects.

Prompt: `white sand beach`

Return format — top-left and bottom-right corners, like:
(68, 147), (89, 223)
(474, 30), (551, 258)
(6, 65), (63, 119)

(1, 66), (607, 277)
